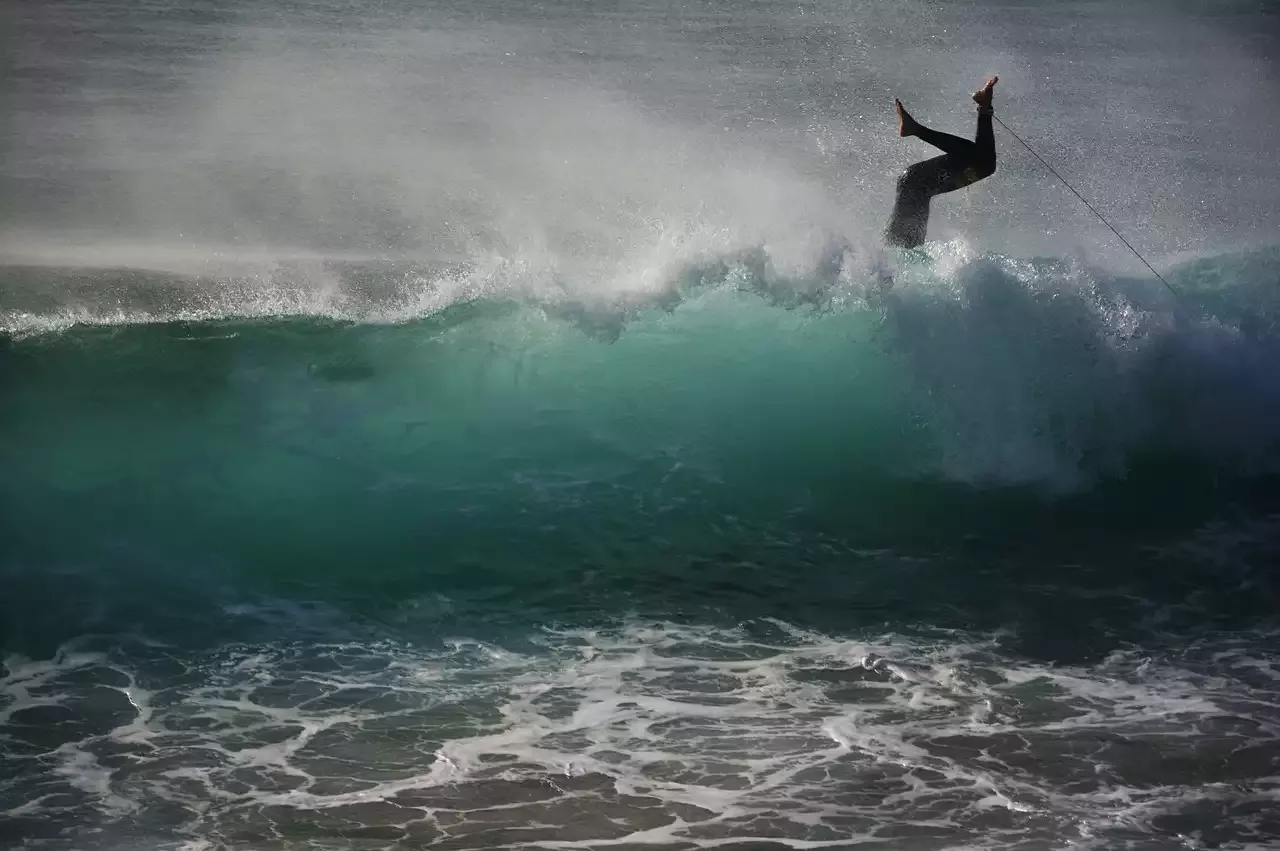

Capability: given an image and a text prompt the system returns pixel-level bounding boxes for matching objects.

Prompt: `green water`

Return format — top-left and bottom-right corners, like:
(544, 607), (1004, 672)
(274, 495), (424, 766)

(4, 256), (1278, 661)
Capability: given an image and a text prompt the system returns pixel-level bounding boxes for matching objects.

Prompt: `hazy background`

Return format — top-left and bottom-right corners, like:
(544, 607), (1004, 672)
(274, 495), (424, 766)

(5, 0), (1278, 293)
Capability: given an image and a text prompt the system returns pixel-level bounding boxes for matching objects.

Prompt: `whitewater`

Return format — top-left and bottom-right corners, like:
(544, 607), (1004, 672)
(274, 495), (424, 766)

(3, 1), (1280, 849)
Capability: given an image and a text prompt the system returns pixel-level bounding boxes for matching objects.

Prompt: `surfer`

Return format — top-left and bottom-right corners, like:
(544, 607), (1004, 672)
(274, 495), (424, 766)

(885, 76), (999, 249)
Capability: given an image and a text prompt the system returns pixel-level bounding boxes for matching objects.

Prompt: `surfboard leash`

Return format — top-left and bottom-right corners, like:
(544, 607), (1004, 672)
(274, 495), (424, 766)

(992, 115), (1182, 301)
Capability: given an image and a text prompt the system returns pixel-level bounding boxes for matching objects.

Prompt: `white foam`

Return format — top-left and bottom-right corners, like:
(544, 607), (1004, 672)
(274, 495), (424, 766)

(5, 616), (1275, 848)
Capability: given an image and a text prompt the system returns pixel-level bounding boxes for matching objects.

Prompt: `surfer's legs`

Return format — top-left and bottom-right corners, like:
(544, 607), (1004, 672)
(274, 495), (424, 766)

(899, 100), (977, 160)
(885, 156), (947, 249)
(972, 107), (995, 172)
(885, 78), (999, 249)
(913, 125), (977, 158)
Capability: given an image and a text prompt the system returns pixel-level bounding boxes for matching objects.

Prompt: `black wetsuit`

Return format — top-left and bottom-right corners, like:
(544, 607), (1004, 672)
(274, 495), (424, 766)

(885, 109), (996, 249)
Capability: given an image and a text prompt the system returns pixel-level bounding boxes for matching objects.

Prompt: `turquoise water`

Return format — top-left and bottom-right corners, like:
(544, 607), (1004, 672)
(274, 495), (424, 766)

(4, 249), (1280, 849)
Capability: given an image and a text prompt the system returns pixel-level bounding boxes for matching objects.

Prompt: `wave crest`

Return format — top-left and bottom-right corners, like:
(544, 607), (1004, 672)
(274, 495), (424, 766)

(4, 244), (1280, 495)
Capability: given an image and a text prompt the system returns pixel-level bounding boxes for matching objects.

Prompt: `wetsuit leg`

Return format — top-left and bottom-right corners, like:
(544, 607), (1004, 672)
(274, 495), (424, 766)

(913, 126), (977, 159)
(884, 111), (996, 249)
(884, 154), (950, 249)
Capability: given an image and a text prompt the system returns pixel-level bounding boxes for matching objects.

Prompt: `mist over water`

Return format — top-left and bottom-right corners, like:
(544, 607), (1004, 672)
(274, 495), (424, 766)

(4, 1), (1280, 849)
(8, 0), (1279, 275)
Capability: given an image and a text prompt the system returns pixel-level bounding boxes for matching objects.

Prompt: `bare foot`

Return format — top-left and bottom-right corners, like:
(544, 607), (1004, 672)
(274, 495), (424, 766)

(973, 75), (998, 108)
(895, 98), (920, 137)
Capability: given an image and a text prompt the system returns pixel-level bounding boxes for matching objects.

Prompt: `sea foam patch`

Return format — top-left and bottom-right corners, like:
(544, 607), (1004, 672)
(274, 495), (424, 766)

(2, 618), (1276, 849)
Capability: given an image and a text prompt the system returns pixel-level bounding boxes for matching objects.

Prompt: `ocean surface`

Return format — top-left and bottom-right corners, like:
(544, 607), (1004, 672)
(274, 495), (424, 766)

(4, 1), (1280, 849)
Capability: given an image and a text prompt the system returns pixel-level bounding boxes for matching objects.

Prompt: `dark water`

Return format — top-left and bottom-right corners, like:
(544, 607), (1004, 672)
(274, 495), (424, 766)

(4, 0), (1280, 848)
